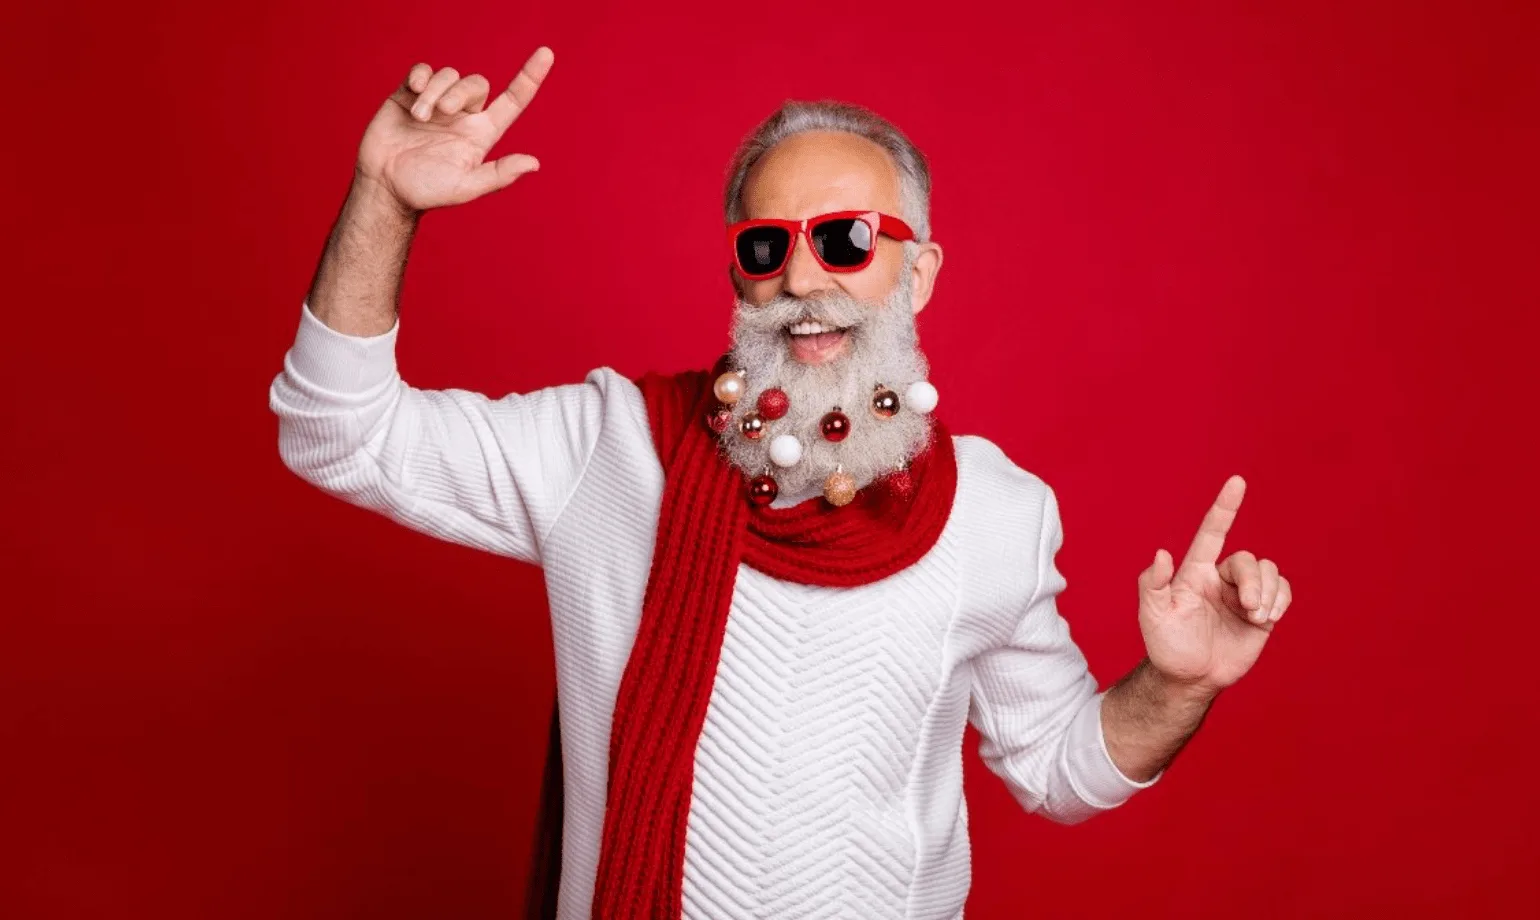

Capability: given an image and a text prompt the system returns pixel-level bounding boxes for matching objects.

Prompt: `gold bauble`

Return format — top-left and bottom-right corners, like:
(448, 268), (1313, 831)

(824, 469), (858, 507)
(712, 371), (746, 405)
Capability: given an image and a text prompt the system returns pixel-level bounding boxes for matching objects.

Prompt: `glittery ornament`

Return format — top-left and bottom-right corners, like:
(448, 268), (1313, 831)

(820, 410), (851, 442)
(905, 380), (938, 414)
(769, 434), (803, 468)
(757, 387), (790, 421)
(824, 469), (858, 506)
(713, 371), (746, 405)
(740, 411), (766, 440)
(705, 406), (733, 434)
(748, 474), (779, 505)
(885, 468), (915, 500)
(871, 386), (900, 419)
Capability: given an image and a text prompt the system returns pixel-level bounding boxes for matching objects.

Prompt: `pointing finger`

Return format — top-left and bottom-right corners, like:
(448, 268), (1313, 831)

(1180, 475), (1246, 571)
(485, 46), (556, 136)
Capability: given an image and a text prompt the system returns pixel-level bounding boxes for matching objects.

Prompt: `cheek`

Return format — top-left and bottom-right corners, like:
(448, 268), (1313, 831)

(743, 277), (783, 305)
(839, 246), (905, 301)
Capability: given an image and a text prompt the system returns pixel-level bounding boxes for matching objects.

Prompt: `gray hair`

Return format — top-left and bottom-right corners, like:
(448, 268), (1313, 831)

(724, 100), (933, 244)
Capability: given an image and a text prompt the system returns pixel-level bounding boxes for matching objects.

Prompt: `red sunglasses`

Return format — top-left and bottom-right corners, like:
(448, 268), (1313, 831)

(727, 210), (916, 280)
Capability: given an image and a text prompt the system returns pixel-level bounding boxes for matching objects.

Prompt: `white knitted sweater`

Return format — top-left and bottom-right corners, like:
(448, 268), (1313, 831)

(268, 303), (1155, 919)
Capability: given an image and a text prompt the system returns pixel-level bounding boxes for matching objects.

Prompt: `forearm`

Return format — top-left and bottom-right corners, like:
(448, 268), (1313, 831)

(306, 173), (420, 337)
(1100, 657), (1217, 782)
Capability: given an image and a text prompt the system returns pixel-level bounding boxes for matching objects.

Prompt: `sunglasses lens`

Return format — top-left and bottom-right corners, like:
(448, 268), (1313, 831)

(811, 218), (874, 268)
(736, 226), (792, 275)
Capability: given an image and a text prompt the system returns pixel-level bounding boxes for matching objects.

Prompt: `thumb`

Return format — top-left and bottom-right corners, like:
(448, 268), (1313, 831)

(463, 152), (540, 199)
(1139, 548), (1174, 594)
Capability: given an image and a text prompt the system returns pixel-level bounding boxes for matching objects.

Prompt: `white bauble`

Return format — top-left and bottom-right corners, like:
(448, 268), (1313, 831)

(769, 434), (804, 467)
(905, 380), (939, 414)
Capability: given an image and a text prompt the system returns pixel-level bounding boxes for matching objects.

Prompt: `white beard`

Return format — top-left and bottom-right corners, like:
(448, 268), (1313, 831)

(719, 272), (933, 500)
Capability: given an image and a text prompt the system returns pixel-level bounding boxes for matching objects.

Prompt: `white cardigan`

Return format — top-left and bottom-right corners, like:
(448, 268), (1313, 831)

(268, 303), (1155, 919)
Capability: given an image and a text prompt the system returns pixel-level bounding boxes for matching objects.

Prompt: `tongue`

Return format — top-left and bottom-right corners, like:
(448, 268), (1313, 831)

(790, 330), (847, 364)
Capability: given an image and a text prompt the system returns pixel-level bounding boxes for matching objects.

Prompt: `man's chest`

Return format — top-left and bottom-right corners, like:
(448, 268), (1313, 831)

(678, 554), (968, 915)
(696, 552), (963, 782)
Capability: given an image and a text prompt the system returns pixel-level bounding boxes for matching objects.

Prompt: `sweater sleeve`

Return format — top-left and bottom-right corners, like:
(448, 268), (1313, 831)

(966, 485), (1159, 824)
(267, 301), (637, 566)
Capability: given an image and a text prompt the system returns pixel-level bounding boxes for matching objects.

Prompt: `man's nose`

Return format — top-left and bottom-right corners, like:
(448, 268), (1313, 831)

(781, 229), (835, 298)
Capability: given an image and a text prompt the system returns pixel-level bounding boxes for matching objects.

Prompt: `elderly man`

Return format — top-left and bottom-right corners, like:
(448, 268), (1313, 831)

(269, 47), (1293, 920)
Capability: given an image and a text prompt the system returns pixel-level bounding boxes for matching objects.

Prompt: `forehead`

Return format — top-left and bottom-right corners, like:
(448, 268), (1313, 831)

(740, 130), (901, 220)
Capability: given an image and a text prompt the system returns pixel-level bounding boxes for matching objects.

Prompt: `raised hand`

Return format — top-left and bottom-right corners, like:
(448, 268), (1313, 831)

(355, 47), (556, 213)
(1136, 475), (1293, 696)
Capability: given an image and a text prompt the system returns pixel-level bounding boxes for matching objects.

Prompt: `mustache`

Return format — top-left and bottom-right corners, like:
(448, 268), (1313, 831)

(732, 292), (867, 334)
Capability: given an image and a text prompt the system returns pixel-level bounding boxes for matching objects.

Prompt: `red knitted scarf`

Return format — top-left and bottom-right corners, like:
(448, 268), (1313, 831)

(527, 360), (957, 919)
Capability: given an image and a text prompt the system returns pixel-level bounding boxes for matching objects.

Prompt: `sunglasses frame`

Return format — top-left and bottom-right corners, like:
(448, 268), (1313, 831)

(727, 210), (916, 281)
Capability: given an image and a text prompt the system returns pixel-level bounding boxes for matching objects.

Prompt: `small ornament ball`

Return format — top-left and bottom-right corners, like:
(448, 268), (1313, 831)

(769, 434), (803, 468)
(748, 475), (779, 506)
(905, 380), (938, 414)
(705, 406), (733, 434)
(824, 469), (858, 506)
(820, 410), (851, 442)
(757, 388), (790, 421)
(871, 386), (900, 419)
(713, 371), (746, 406)
(739, 411), (766, 440)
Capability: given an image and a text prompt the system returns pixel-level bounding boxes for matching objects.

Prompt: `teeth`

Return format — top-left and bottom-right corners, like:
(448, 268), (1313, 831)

(788, 321), (840, 336)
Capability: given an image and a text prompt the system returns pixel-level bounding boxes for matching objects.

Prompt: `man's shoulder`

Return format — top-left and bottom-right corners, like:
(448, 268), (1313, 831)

(950, 433), (1054, 510)
(581, 365), (642, 391)
(564, 365), (648, 409)
(516, 366), (653, 459)
(946, 433), (1061, 626)
(947, 432), (1060, 561)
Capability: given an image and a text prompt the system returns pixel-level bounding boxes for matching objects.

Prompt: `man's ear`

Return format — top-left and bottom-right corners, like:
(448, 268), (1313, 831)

(909, 241), (944, 314)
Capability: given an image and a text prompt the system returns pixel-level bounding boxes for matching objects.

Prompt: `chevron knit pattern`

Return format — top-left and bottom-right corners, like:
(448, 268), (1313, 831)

(269, 302), (1156, 920)
(585, 360), (957, 920)
(681, 552), (962, 919)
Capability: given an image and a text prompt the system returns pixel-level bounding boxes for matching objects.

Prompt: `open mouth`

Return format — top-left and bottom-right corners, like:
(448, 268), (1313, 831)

(785, 320), (852, 365)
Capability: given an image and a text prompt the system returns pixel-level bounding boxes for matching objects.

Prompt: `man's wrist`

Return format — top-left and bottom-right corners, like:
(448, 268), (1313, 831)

(1143, 660), (1224, 710)
(306, 172), (420, 337)
(1107, 659), (1221, 741)
(348, 169), (420, 226)
(1101, 659), (1218, 783)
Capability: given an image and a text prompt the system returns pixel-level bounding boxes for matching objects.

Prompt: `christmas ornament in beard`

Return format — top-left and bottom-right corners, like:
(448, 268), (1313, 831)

(720, 263), (934, 501)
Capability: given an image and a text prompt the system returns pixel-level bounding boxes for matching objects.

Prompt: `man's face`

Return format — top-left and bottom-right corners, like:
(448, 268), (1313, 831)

(720, 129), (944, 499)
(735, 131), (914, 365)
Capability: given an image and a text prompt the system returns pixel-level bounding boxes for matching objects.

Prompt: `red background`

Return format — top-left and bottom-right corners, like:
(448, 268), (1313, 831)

(6, 1), (1538, 917)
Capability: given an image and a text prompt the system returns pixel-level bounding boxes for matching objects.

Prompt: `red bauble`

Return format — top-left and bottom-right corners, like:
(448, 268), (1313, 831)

(820, 410), (851, 442)
(757, 387), (790, 421)
(885, 469), (915, 500)
(748, 475), (779, 505)
(705, 406), (733, 434)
